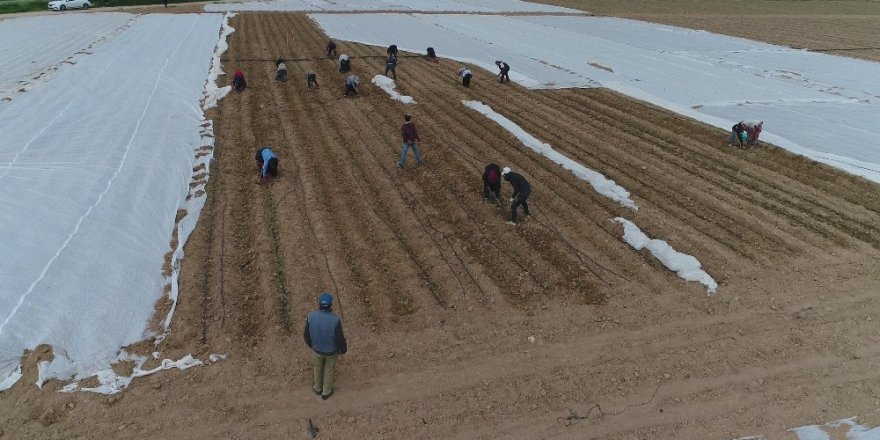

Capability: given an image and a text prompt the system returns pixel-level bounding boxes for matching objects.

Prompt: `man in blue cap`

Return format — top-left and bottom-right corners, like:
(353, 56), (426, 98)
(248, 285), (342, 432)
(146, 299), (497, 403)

(304, 292), (347, 400)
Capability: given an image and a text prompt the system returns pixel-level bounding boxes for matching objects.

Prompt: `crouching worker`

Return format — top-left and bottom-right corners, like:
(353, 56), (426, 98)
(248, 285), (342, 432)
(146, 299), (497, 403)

(482, 163), (501, 202)
(425, 47), (438, 63)
(502, 167), (530, 225)
(275, 59), (287, 82)
(255, 147), (278, 185)
(307, 70), (319, 88)
(742, 120), (763, 146)
(458, 67), (472, 88)
(232, 69), (247, 92)
(344, 74), (360, 96)
(495, 60), (510, 83)
(304, 292), (347, 400)
(728, 121), (747, 147)
(339, 54), (351, 73)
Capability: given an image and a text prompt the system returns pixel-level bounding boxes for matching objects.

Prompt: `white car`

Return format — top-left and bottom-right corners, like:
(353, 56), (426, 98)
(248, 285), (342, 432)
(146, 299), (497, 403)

(48, 0), (91, 10)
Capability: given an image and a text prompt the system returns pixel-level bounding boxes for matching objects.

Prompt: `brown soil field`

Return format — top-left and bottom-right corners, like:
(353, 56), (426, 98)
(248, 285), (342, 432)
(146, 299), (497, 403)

(535, 0), (880, 62)
(3, 7), (880, 440)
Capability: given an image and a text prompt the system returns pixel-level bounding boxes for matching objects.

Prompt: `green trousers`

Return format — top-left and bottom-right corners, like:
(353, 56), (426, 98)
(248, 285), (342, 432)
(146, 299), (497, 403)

(313, 352), (338, 396)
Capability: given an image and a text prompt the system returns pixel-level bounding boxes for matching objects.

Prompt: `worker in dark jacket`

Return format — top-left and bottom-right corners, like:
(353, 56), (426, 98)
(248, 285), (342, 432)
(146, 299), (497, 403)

(398, 113), (422, 168)
(384, 54), (398, 79)
(502, 167), (530, 225)
(304, 292), (347, 400)
(495, 60), (510, 83)
(307, 70), (319, 88)
(275, 58), (287, 82)
(254, 147), (278, 185)
(387, 44), (398, 57)
(425, 47), (438, 63)
(327, 39), (337, 58)
(482, 163), (501, 202)
(728, 122), (746, 147)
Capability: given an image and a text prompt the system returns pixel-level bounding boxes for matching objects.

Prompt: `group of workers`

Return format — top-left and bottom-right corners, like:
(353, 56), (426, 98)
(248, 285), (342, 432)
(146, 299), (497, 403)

(728, 120), (764, 147)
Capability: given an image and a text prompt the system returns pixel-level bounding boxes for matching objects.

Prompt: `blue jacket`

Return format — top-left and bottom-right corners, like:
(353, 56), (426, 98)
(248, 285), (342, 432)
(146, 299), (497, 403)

(260, 148), (277, 177)
(304, 310), (347, 356)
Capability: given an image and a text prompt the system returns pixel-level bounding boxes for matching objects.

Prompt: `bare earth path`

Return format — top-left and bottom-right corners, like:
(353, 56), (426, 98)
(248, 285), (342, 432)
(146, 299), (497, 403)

(2, 8), (880, 440)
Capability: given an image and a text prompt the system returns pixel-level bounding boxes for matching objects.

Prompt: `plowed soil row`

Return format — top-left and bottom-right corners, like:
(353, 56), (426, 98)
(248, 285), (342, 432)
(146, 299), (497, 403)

(4, 11), (880, 440)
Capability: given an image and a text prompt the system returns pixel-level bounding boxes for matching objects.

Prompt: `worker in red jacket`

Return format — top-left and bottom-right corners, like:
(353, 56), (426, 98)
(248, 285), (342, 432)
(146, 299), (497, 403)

(398, 113), (423, 168)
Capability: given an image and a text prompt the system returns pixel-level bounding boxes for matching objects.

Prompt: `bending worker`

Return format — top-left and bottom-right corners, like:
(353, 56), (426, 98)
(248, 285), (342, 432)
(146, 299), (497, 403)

(255, 147), (278, 184)
(502, 167), (530, 225)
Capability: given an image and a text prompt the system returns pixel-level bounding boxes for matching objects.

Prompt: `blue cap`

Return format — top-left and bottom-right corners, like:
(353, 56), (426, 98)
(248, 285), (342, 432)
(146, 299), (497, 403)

(319, 292), (333, 309)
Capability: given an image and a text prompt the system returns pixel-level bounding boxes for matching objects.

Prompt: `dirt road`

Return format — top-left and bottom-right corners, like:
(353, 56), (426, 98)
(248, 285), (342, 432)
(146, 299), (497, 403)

(2, 10), (880, 440)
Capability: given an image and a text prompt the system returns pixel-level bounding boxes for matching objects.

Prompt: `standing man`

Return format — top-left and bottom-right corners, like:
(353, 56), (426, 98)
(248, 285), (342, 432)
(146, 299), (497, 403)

(502, 167), (530, 225)
(398, 113), (422, 168)
(255, 147), (278, 185)
(304, 292), (347, 400)
(344, 74), (360, 96)
(307, 70), (319, 88)
(482, 163), (501, 202)
(458, 67), (472, 88)
(495, 60), (510, 83)
(327, 39), (337, 58)
(275, 58), (288, 82)
(384, 54), (398, 80)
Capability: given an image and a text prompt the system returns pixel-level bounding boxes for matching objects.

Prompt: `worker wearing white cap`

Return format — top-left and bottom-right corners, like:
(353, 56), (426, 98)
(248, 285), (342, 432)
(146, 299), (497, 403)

(501, 167), (531, 225)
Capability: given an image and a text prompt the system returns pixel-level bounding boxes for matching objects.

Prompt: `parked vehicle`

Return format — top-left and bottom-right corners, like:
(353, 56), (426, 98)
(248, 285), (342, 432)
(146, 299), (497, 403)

(48, 0), (91, 10)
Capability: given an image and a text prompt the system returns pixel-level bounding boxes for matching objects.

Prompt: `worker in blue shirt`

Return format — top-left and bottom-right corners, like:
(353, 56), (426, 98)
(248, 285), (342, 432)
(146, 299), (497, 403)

(254, 147), (278, 184)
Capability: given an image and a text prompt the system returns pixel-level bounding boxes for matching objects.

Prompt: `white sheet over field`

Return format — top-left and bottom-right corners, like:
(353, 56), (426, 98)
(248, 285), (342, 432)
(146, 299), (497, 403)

(312, 13), (880, 183)
(206, 0), (577, 13)
(0, 13), (224, 390)
(0, 13), (134, 102)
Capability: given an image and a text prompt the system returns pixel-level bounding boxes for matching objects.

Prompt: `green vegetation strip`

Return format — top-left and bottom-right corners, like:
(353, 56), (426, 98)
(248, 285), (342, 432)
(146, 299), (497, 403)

(265, 188), (293, 335)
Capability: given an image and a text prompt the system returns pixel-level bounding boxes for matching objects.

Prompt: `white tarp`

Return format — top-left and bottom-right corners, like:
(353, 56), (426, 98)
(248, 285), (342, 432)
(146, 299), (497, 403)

(0, 13), (224, 391)
(206, 0), (577, 13)
(0, 13), (134, 102)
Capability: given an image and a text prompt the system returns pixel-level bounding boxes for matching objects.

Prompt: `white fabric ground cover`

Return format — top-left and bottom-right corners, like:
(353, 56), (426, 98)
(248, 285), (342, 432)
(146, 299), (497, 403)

(0, 13), (224, 391)
(312, 13), (880, 184)
(0, 13), (134, 103)
(206, 0), (577, 13)
(372, 75), (416, 104)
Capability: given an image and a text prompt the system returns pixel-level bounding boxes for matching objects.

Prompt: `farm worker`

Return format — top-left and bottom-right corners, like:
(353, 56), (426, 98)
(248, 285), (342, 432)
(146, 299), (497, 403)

(304, 292), (347, 401)
(384, 54), (398, 80)
(339, 54), (351, 73)
(458, 67), (472, 88)
(387, 44), (398, 57)
(502, 167), (531, 225)
(254, 147), (278, 185)
(344, 75), (360, 96)
(728, 122), (746, 147)
(398, 113), (423, 168)
(741, 120), (763, 145)
(327, 39), (337, 58)
(495, 60), (510, 83)
(231, 70), (247, 92)
(307, 70), (319, 88)
(275, 59), (287, 82)
(425, 47), (438, 63)
(482, 163), (502, 202)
